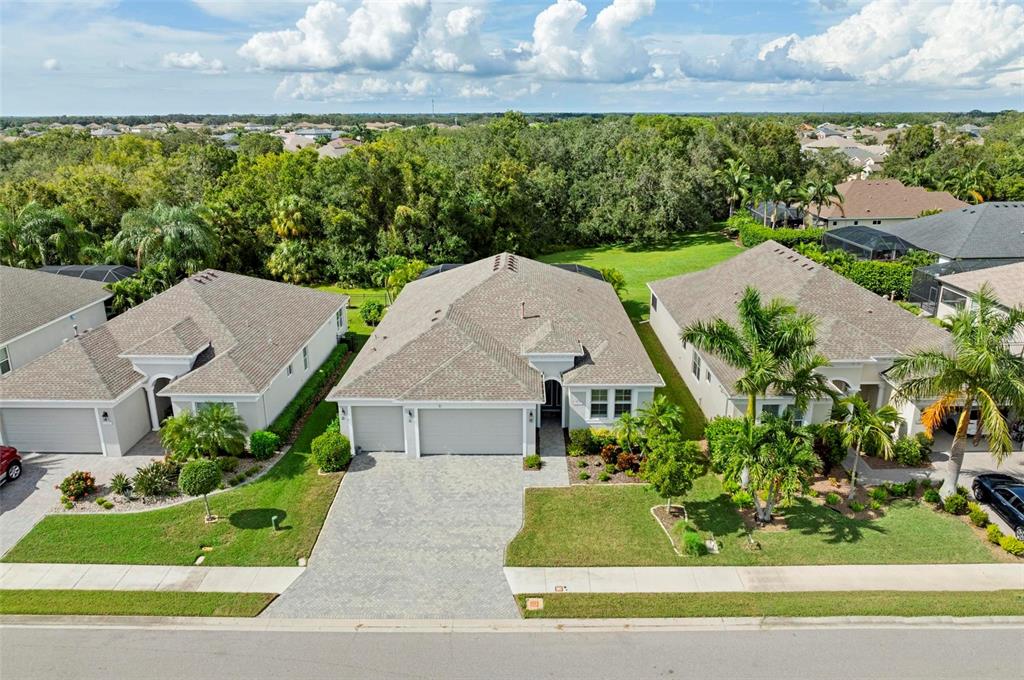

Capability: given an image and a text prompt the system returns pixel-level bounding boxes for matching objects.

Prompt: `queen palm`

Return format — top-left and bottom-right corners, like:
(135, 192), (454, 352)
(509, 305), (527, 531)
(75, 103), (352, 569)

(113, 203), (216, 275)
(798, 181), (842, 227)
(718, 158), (751, 217)
(889, 284), (1024, 497)
(682, 286), (820, 422)
(828, 395), (902, 499)
(768, 177), (795, 228)
(638, 395), (684, 437)
(193, 404), (247, 458)
(751, 175), (774, 226)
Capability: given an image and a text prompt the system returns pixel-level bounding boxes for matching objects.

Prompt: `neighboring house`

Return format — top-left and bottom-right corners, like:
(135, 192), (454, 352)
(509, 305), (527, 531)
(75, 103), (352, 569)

(38, 264), (138, 283)
(871, 202), (1024, 264)
(0, 266), (111, 376)
(808, 179), (967, 229)
(956, 123), (983, 138)
(317, 137), (363, 159)
(934, 261), (1024, 353)
(0, 271), (347, 455)
(276, 132), (316, 152)
(328, 253), (663, 458)
(647, 241), (950, 435)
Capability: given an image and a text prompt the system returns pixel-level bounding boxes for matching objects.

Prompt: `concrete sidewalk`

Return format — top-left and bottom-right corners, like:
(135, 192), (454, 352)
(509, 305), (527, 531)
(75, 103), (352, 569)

(504, 564), (1024, 594)
(0, 563), (303, 593)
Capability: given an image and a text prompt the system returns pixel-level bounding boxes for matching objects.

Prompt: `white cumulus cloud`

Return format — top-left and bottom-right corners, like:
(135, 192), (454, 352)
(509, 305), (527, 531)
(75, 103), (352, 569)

(42, 58), (61, 71)
(161, 51), (226, 74)
(239, 0), (430, 71)
(276, 73), (434, 101)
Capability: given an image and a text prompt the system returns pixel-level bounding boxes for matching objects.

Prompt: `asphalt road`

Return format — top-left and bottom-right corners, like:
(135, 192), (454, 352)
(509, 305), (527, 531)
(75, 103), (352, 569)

(1, 621), (1022, 679)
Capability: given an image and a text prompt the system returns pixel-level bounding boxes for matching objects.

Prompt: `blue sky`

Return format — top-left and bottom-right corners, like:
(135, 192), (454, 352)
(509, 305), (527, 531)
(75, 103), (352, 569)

(2, 0), (1021, 115)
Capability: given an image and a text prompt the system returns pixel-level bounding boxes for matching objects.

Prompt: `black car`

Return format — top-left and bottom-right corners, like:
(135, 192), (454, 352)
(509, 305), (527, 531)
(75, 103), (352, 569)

(972, 473), (1024, 540)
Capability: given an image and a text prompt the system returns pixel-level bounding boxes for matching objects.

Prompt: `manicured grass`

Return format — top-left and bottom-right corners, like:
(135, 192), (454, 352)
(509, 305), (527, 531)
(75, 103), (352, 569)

(506, 476), (1004, 567)
(316, 285), (385, 340)
(539, 231), (742, 321)
(3, 400), (344, 566)
(0, 590), (275, 617)
(635, 321), (704, 439)
(517, 591), (1024, 619)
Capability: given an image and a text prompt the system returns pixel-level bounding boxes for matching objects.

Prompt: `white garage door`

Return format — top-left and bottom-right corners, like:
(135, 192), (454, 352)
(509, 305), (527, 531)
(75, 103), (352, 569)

(1, 407), (101, 453)
(419, 408), (523, 455)
(351, 406), (404, 452)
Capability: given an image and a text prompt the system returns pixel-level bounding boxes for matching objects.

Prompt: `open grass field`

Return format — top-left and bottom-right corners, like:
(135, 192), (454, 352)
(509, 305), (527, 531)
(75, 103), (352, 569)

(539, 231), (742, 320)
(506, 475), (1004, 567)
(0, 590), (275, 617)
(3, 395), (345, 567)
(517, 590), (1024, 619)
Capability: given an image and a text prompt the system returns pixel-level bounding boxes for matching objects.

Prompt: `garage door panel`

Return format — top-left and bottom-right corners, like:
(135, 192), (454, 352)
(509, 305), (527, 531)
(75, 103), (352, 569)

(352, 406), (404, 452)
(419, 408), (522, 455)
(2, 408), (101, 453)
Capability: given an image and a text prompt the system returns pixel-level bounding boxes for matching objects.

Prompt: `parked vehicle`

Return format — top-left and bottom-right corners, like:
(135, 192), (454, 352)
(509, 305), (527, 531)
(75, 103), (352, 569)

(972, 473), (1024, 540)
(943, 408), (980, 436)
(0, 446), (22, 486)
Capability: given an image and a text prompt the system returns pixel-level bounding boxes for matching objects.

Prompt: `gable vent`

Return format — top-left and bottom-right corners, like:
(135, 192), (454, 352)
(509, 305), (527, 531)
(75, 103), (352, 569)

(507, 254), (519, 272)
(492, 255), (502, 271)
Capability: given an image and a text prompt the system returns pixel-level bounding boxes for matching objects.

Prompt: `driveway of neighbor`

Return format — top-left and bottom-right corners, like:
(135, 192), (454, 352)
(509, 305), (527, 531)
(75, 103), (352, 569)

(264, 451), (568, 619)
(0, 451), (156, 557)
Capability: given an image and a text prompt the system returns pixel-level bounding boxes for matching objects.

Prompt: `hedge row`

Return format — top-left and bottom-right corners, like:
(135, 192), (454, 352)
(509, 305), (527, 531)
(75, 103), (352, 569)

(728, 211), (824, 248)
(268, 342), (349, 440)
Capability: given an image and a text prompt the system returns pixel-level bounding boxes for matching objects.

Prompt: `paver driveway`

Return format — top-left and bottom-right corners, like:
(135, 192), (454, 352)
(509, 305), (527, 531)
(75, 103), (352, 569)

(264, 451), (567, 619)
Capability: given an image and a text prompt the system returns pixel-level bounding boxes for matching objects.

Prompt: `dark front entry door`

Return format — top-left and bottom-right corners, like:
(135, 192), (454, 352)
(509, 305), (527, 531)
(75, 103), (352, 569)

(543, 380), (562, 412)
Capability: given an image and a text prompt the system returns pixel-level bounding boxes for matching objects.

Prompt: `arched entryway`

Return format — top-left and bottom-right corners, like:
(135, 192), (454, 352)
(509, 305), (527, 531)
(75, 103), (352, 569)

(150, 377), (173, 428)
(542, 379), (562, 414)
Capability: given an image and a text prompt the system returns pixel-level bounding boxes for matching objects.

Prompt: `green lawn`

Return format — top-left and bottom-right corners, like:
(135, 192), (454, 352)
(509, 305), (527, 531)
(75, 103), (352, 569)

(0, 590), (275, 617)
(3, 400), (343, 566)
(539, 231), (742, 321)
(635, 321), (705, 439)
(506, 475), (1004, 567)
(518, 591), (1024, 619)
(316, 285), (385, 341)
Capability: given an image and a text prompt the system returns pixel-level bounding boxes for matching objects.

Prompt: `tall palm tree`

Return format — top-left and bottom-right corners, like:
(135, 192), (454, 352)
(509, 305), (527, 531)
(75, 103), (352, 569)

(798, 181), (843, 227)
(751, 175), (774, 226)
(781, 351), (837, 420)
(682, 286), (819, 422)
(718, 158), (751, 217)
(942, 161), (992, 204)
(638, 395), (684, 437)
(828, 395), (903, 499)
(889, 284), (1024, 497)
(113, 203), (216, 275)
(0, 202), (90, 267)
(768, 177), (795, 228)
(48, 218), (98, 263)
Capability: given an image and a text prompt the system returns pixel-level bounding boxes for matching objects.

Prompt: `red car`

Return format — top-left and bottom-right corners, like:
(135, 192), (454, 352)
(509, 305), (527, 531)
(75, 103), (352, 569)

(0, 446), (22, 485)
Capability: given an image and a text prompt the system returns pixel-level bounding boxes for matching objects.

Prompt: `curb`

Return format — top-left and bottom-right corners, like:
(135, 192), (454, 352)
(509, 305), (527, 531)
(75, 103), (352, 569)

(3, 614), (1023, 633)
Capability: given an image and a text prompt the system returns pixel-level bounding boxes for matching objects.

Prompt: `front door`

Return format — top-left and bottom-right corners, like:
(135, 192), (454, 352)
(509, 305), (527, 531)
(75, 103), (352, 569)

(543, 380), (562, 412)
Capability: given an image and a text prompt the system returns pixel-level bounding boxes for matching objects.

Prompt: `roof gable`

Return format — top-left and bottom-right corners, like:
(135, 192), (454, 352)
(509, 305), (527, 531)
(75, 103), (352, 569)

(0, 266), (111, 344)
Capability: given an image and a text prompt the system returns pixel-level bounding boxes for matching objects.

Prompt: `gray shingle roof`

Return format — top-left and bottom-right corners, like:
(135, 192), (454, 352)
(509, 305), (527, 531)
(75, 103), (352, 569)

(0, 270), (346, 402)
(939, 260), (1024, 309)
(122, 317), (208, 357)
(648, 241), (951, 395)
(872, 202), (1024, 259)
(330, 253), (662, 403)
(0, 266), (111, 344)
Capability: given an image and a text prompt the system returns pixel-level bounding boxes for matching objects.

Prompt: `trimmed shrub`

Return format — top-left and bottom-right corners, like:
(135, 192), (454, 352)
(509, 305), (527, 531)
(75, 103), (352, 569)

(58, 471), (96, 501)
(914, 431), (934, 453)
(592, 429), (617, 449)
(886, 481), (914, 498)
(178, 459), (221, 498)
(728, 211), (823, 248)
(578, 471), (591, 480)
(524, 454), (542, 470)
(605, 463), (617, 475)
(217, 456), (240, 473)
(731, 490), (754, 508)
(870, 486), (889, 503)
(616, 450), (639, 472)
(998, 535), (1024, 557)
(269, 342), (348, 439)
(942, 493), (969, 515)
(986, 523), (1004, 544)
(825, 492), (841, 506)
(869, 499), (883, 511)
(849, 501), (866, 512)
(249, 430), (280, 460)
(567, 428), (595, 456)
(923, 488), (941, 504)
(109, 472), (132, 499)
(704, 416), (744, 473)
(892, 437), (928, 467)
(358, 300), (386, 326)
(968, 503), (990, 527)
(311, 430), (351, 472)
(598, 471), (612, 482)
(682, 530), (707, 557)
(577, 459), (589, 468)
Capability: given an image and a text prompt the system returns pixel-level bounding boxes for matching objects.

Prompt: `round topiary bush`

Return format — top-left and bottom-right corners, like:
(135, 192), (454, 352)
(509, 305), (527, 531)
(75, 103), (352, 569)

(178, 458), (221, 521)
(311, 430), (351, 472)
(249, 430), (280, 460)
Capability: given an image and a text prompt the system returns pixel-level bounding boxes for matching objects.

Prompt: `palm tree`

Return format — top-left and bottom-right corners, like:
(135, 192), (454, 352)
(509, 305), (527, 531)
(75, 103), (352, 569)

(48, 218), (98, 263)
(0, 202), (90, 267)
(751, 175), (774, 226)
(638, 395), (684, 437)
(682, 286), (819, 422)
(828, 395), (903, 499)
(615, 412), (643, 453)
(768, 178), (794, 228)
(797, 181), (842, 227)
(889, 284), (1024, 497)
(780, 351), (837, 421)
(113, 203), (216, 275)
(193, 403), (248, 458)
(270, 195), (310, 239)
(718, 158), (751, 217)
(942, 162), (992, 204)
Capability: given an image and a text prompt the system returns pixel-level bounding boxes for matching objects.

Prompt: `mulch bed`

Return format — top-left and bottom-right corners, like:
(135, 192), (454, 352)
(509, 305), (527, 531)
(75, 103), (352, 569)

(861, 454), (930, 470)
(566, 453), (643, 485)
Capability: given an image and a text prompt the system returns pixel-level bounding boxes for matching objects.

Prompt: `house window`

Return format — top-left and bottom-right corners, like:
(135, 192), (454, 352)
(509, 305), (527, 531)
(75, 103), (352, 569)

(691, 353), (702, 379)
(590, 389), (609, 419)
(784, 405), (804, 427)
(336, 308), (344, 329)
(832, 221), (838, 226)
(705, 368), (711, 383)
(286, 363), (293, 376)
(302, 346), (309, 370)
(853, 220), (859, 225)
(651, 293), (658, 311)
(872, 220), (881, 225)
(761, 404), (780, 420)
(0, 346), (9, 375)
(614, 389), (632, 417)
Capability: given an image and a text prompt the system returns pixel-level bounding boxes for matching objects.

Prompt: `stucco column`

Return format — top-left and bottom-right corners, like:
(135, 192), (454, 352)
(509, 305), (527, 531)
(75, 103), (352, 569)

(144, 384), (160, 431)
